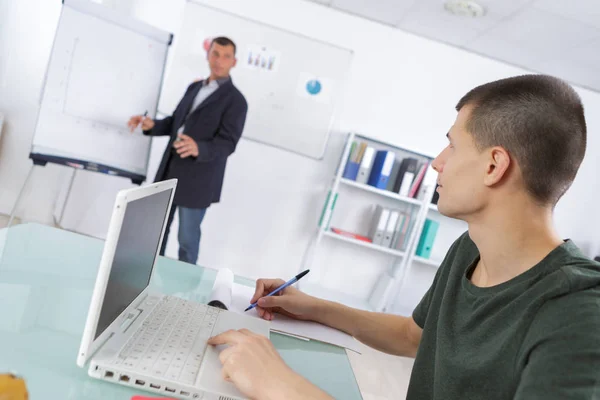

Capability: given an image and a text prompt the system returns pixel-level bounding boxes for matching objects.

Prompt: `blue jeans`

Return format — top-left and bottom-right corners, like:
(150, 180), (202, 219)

(159, 205), (207, 264)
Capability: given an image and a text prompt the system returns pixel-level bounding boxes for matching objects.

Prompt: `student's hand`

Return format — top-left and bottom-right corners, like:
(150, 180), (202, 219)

(208, 329), (331, 400)
(251, 278), (321, 321)
(127, 115), (155, 132)
(173, 134), (199, 158)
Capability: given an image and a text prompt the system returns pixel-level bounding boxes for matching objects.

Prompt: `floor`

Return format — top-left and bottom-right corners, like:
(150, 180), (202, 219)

(0, 214), (414, 399)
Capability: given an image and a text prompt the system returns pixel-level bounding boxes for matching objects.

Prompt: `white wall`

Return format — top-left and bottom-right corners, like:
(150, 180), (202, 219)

(1, 0), (599, 311)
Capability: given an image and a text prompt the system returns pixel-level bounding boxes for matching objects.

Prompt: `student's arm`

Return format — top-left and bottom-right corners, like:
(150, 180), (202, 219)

(252, 279), (423, 357)
(513, 290), (600, 399)
(208, 280), (422, 399)
(208, 329), (333, 400)
(312, 299), (423, 357)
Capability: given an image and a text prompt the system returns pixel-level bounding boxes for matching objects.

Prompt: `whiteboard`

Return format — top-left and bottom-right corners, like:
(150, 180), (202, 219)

(160, 1), (353, 160)
(31, 0), (171, 182)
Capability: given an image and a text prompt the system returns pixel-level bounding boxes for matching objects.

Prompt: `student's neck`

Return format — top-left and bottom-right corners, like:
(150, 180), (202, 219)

(467, 198), (563, 287)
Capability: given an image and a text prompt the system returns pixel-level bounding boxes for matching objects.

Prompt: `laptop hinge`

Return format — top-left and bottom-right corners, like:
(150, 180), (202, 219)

(119, 308), (142, 334)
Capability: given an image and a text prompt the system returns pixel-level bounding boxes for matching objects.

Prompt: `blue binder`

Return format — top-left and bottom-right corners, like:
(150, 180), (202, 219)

(367, 150), (395, 189)
(342, 161), (360, 180)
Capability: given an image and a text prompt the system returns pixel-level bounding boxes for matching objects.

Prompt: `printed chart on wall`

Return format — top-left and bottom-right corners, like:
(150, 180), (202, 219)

(160, 1), (353, 159)
(31, 0), (171, 182)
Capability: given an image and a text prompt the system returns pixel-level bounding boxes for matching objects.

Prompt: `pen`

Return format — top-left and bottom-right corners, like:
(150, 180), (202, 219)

(244, 269), (310, 312)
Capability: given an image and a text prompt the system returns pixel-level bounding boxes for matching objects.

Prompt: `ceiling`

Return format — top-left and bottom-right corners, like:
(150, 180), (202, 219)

(306, 0), (600, 93)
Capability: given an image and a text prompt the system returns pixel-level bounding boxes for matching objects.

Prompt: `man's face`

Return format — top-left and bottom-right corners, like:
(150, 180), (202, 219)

(431, 105), (490, 220)
(207, 42), (236, 78)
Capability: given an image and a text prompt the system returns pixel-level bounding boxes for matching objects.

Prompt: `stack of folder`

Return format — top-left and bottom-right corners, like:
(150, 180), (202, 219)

(342, 140), (430, 199)
(367, 205), (416, 251)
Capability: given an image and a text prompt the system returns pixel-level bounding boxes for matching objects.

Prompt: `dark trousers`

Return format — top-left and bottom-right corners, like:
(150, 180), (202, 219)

(159, 204), (208, 264)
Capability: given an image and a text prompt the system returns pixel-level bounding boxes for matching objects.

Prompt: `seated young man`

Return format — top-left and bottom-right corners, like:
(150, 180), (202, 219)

(208, 74), (600, 400)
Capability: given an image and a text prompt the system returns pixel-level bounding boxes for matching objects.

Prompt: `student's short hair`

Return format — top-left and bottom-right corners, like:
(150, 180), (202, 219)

(210, 36), (236, 55)
(456, 74), (587, 206)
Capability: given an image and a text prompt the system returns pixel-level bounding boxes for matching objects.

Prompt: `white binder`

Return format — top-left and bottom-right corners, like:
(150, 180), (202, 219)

(369, 205), (390, 245)
(381, 210), (398, 247)
(356, 147), (376, 184)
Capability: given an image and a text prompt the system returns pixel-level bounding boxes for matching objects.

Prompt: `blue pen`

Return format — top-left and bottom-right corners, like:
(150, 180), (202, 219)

(244, 269), (310, 312)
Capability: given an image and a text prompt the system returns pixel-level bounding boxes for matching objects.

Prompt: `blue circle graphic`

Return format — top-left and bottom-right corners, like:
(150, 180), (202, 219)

(306, 79), (322, 95)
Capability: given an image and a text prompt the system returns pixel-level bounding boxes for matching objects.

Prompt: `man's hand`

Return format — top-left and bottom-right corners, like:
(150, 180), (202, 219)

(208, 329), (332, 400)
(173, 134), (199, 158)
(251, 278), (321, 321)
(127, 115), (155, 132)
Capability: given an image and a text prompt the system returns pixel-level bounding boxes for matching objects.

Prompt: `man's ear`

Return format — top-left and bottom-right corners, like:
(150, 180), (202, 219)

(483, 146), (511, 187)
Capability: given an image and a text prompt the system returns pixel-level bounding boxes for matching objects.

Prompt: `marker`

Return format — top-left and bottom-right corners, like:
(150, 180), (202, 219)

(244, 269), (310, 312)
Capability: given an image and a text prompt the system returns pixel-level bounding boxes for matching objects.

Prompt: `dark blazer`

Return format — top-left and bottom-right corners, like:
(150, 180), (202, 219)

(144, 79), (247, 209)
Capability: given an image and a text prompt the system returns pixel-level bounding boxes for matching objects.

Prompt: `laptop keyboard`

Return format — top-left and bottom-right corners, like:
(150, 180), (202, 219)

(113, 296), (220, 385)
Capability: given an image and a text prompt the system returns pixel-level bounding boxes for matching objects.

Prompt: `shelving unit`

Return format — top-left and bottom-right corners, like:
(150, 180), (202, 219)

(299, 132), (438, 312)
(323, 230), (406, 257)
(339, 178), (423, 206)
(413, 255), (441, 268)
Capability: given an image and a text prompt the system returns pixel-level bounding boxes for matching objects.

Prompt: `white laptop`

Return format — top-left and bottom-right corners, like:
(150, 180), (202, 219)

(76, 179), (270, 400)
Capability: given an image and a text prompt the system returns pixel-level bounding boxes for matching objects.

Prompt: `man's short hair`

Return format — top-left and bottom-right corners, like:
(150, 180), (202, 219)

(456, 74), (587, 206)
(210, 36), (236, 55)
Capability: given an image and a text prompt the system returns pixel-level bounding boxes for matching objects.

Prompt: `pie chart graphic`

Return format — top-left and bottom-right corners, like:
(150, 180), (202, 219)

(306, 79), (322, 95)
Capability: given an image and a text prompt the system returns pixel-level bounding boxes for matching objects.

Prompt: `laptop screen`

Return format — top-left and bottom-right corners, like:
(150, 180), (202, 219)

(94, 188), (172, 340)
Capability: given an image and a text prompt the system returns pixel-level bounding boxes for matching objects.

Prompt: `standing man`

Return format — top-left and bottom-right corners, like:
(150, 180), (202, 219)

(128, 37), (247, 264)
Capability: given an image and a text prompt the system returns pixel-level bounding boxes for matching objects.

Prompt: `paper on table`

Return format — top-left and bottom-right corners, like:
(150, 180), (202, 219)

(208, 268), (234, 309)
(230, 280), (361, 354)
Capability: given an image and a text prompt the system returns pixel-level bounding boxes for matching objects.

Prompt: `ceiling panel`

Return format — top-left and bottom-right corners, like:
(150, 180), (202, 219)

(398, 17), (482, 47)
(303, 0), (600, 92)
(472, 7), (600, 51)
(332, 0), (417, 26)
(467, 34), (542, 67)
(307, 0), (334, 4)
(473, 0), (535, 19)
(533, 0), (600, 29)
(532, 58), (600, 91)
(397, 0), (500, 46)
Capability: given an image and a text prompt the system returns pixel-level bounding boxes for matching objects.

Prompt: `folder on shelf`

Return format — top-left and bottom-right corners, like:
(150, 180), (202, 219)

(342, 161), (360, 180)
(401, 208), (419, 252)
(386, 160), (401, 191)
(318, 191), (338, 229)
(408, 162), (428, 198)
(390, 211), (406, 249)
(381, 210), (398, 247)
(367, 150), (396, 189)
(416, 219), (440, 259)
(342, 141), (360, 180)
(392, 211), (411, 250)
(393, 157), (419, 196)
(356, 146), (376, 184)
(369, 205), (390, 245)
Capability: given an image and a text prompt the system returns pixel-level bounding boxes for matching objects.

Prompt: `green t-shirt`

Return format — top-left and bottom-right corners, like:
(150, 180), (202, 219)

(409, 232), (600, 399)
